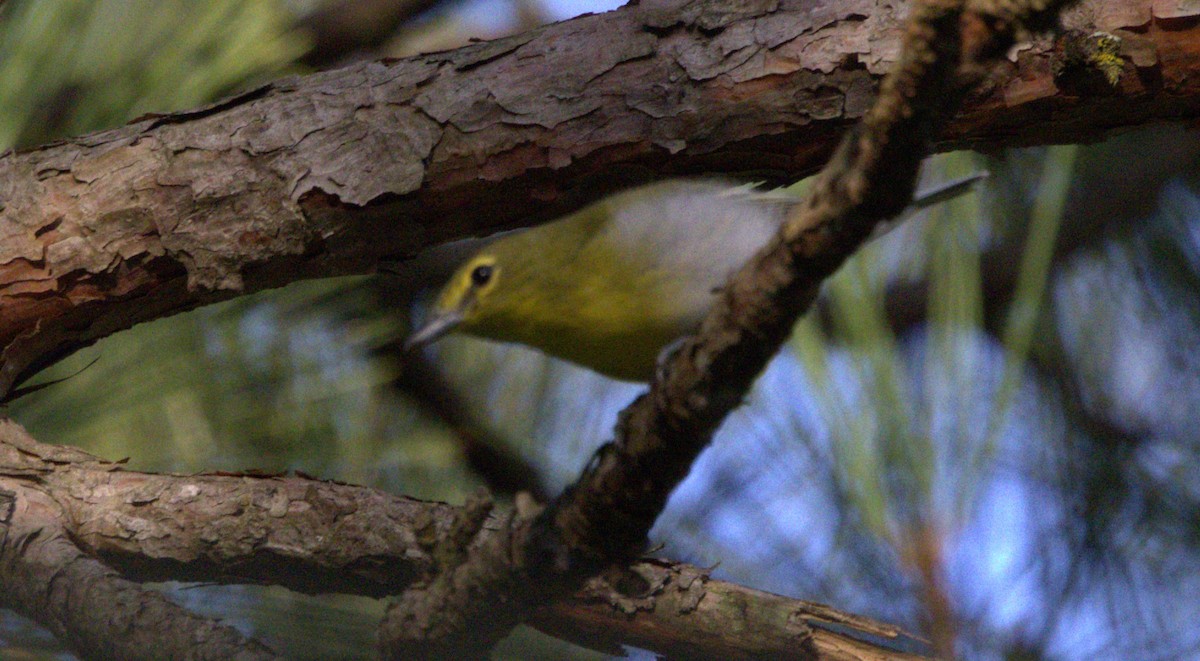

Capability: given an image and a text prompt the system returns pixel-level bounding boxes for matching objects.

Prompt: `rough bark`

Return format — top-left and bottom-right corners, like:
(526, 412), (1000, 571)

(0, 422), (280, 660)
(0, 418), (926, 659)
(378, 0), (1087, 656)
(1, 0), (1197, 398)
(531, 559), (931, 661)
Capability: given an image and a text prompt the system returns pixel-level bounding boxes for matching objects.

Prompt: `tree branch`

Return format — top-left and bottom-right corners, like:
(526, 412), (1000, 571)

(377, 0), (1085, 656)
(0, 423), (280, 660)
(530, 559), (932, 661)
(0, 0), (1193, 397)
(0, 417), (927, 659)
(0, 0), (1190, 656)
(0, 420), (455, 598)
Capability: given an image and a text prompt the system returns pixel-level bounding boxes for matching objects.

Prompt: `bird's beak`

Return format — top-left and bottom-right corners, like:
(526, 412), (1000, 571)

(405, 309), (465, 351)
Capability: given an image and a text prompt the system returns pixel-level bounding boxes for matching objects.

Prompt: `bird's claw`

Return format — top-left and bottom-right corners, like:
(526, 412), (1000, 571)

(655, 336), (688, 383)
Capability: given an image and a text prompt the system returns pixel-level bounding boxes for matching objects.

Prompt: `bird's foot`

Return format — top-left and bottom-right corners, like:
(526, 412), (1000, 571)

(655, 336), (689, 383)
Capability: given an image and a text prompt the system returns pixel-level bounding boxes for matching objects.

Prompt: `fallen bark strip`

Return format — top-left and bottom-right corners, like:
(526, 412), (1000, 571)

(0, 0), (1195, 397)
(0, 418), (925, 660)
(377, 0), (1085, 656)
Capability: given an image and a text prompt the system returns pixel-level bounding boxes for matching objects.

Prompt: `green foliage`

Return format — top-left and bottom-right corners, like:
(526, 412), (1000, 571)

(792, 147), (1073, 561)
(0, 0), (307, 149)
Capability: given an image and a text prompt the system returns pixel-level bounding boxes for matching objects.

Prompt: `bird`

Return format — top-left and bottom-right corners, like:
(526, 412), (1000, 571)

(406, 175), (981, 382)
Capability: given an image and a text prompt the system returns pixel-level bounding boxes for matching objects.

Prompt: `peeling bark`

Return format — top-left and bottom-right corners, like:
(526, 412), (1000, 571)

(0, 417), (453, 595)
(1, 0), (1197, 396)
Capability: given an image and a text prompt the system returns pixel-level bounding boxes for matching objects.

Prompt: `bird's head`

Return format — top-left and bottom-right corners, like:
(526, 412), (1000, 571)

(405, 252), (502, 350)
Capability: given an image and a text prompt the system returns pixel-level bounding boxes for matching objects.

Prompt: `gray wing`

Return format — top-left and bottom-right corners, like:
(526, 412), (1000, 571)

(598, 180), (788, 330)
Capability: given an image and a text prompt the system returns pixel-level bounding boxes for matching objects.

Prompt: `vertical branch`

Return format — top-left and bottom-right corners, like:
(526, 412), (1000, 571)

(380, 0), (1083, 657)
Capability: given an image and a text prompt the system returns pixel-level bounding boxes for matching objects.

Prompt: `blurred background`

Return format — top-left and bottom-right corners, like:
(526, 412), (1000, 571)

(2, 1), (1200, 659)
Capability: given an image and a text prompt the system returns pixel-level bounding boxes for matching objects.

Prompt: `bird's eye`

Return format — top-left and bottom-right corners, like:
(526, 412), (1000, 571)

(471, 264), (493, 286)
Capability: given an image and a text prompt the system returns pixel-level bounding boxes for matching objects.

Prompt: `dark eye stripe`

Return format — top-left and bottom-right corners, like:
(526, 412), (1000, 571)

(471, 264), (493, 286)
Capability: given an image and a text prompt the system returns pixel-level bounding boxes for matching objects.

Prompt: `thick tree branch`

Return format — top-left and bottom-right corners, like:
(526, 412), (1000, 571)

(378, 0), (1085, 656)
(0, 418), (926, 659)
(0, 0), (1195, 397)
(0, 420), (455, 597)
(0, 424), (280, 660)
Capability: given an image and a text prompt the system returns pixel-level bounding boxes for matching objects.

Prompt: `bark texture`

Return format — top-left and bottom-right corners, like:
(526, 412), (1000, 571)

(0, 421), (281, 660)
(532, 559), (931, 660)
(0, 0), (1196, 397)
(0, 418), (924, 659)
(378, 0), (1089, 656)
